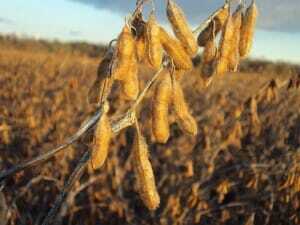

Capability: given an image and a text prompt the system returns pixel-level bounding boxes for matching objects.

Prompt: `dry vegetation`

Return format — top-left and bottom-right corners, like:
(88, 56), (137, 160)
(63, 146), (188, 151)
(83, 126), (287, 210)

(0, 34), (300, 224)
(1, 0), (300, 224)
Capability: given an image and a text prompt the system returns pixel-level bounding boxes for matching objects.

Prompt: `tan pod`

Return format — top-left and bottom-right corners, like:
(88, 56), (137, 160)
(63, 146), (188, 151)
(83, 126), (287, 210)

(113, 24), (136, 80)
(197, 4), (229, 47)
(131, 11), (147, 62)
(228, 5), (243, 72)
(159, 27), (193, 70)
(239, 0), (258, 58)
(172, 80), (198, 136)
(215, 4), (230, 28)
(119, 60), (139, 101)
(132, 132), (160, 210)
(91, 109), (112, 170)
(145, 13), (163, 70)
(214, 15), (234, 76)
(167, 0), (198, 56)
(200, 37), (217, 81)
(113, 24), (139, 100)
(88, 51), (114, 104)
(152, 71), (172, 143)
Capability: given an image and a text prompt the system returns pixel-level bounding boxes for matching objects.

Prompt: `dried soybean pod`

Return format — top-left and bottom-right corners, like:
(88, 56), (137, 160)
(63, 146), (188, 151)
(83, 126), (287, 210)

(152, 72), (172, 144)
(228, 5), (243, 72)
(132, 12), (147, 62)
(200, 36), (217, 80)
(166, 0), (198, 57)
(152, 72), (172, 143)
(159, 27), (193, 70)
(145, 13), (163, 70)
(215, 3), (230, 28)
(214, 15), (234, 76)
(88, 50), (114, 104)
(113, 24), (136, 81)
(197, 4), (229, 47)
(113, 23), (139, 100)
(131, 11), (146, 38)
(91, 103), (112, 170)
(197, 22), (215, 47)
(172, 80), (198, 136)
(202, 37), (217, 66)
(240, 0), (258, 58)
(132, 131), (160, 210)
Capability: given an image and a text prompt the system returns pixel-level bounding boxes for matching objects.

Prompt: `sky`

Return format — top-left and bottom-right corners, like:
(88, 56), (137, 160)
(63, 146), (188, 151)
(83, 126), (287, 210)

(0, 0), (299, 64)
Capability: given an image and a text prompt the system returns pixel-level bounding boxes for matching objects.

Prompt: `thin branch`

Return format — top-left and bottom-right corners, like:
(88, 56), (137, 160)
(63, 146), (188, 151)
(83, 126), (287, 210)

(41, 151), (90, 225)
(15, 176), (61, 200)
(68, 175), (103, 200)
(198, 202), (247, 216)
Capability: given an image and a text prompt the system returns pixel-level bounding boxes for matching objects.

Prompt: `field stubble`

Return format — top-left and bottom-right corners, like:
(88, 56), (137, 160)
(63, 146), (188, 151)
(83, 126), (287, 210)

(0, 43), (300, 224)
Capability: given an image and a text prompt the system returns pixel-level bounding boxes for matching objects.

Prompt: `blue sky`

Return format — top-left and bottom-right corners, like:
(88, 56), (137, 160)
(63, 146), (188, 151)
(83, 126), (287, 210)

(0, 0), (299, 64)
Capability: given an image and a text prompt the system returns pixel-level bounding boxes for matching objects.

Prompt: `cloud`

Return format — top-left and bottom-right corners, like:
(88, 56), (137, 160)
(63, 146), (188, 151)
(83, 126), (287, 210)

(70, 0), (300, 32)
(0, 17), (14, 25)
(68, 30), (83, 37)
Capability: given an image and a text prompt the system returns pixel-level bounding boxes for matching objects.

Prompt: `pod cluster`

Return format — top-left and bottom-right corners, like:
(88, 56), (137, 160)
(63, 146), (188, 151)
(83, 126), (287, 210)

(87, 0), (258, 211)
(198, 0), (258, 81)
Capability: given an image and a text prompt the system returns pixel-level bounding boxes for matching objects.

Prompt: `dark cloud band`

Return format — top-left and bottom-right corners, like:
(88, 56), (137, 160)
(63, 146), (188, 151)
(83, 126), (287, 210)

(70, 0), (300, 32)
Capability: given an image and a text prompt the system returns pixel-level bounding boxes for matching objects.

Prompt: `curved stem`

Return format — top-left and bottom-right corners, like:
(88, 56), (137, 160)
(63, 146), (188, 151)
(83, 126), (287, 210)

(41, 151), (90, 225)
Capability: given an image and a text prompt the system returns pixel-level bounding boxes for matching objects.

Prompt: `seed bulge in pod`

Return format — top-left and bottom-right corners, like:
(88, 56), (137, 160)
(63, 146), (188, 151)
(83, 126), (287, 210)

(113, 24), (136, 81)
(113, 24), (139, 100)
(119, 58), (139, 101)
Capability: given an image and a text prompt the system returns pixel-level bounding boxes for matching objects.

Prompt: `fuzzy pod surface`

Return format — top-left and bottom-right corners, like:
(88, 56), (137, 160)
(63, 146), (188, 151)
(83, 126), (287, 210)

(152, 71), (172, 143)
(167, 0), (198, 57)
(132, 132), (160, 210)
